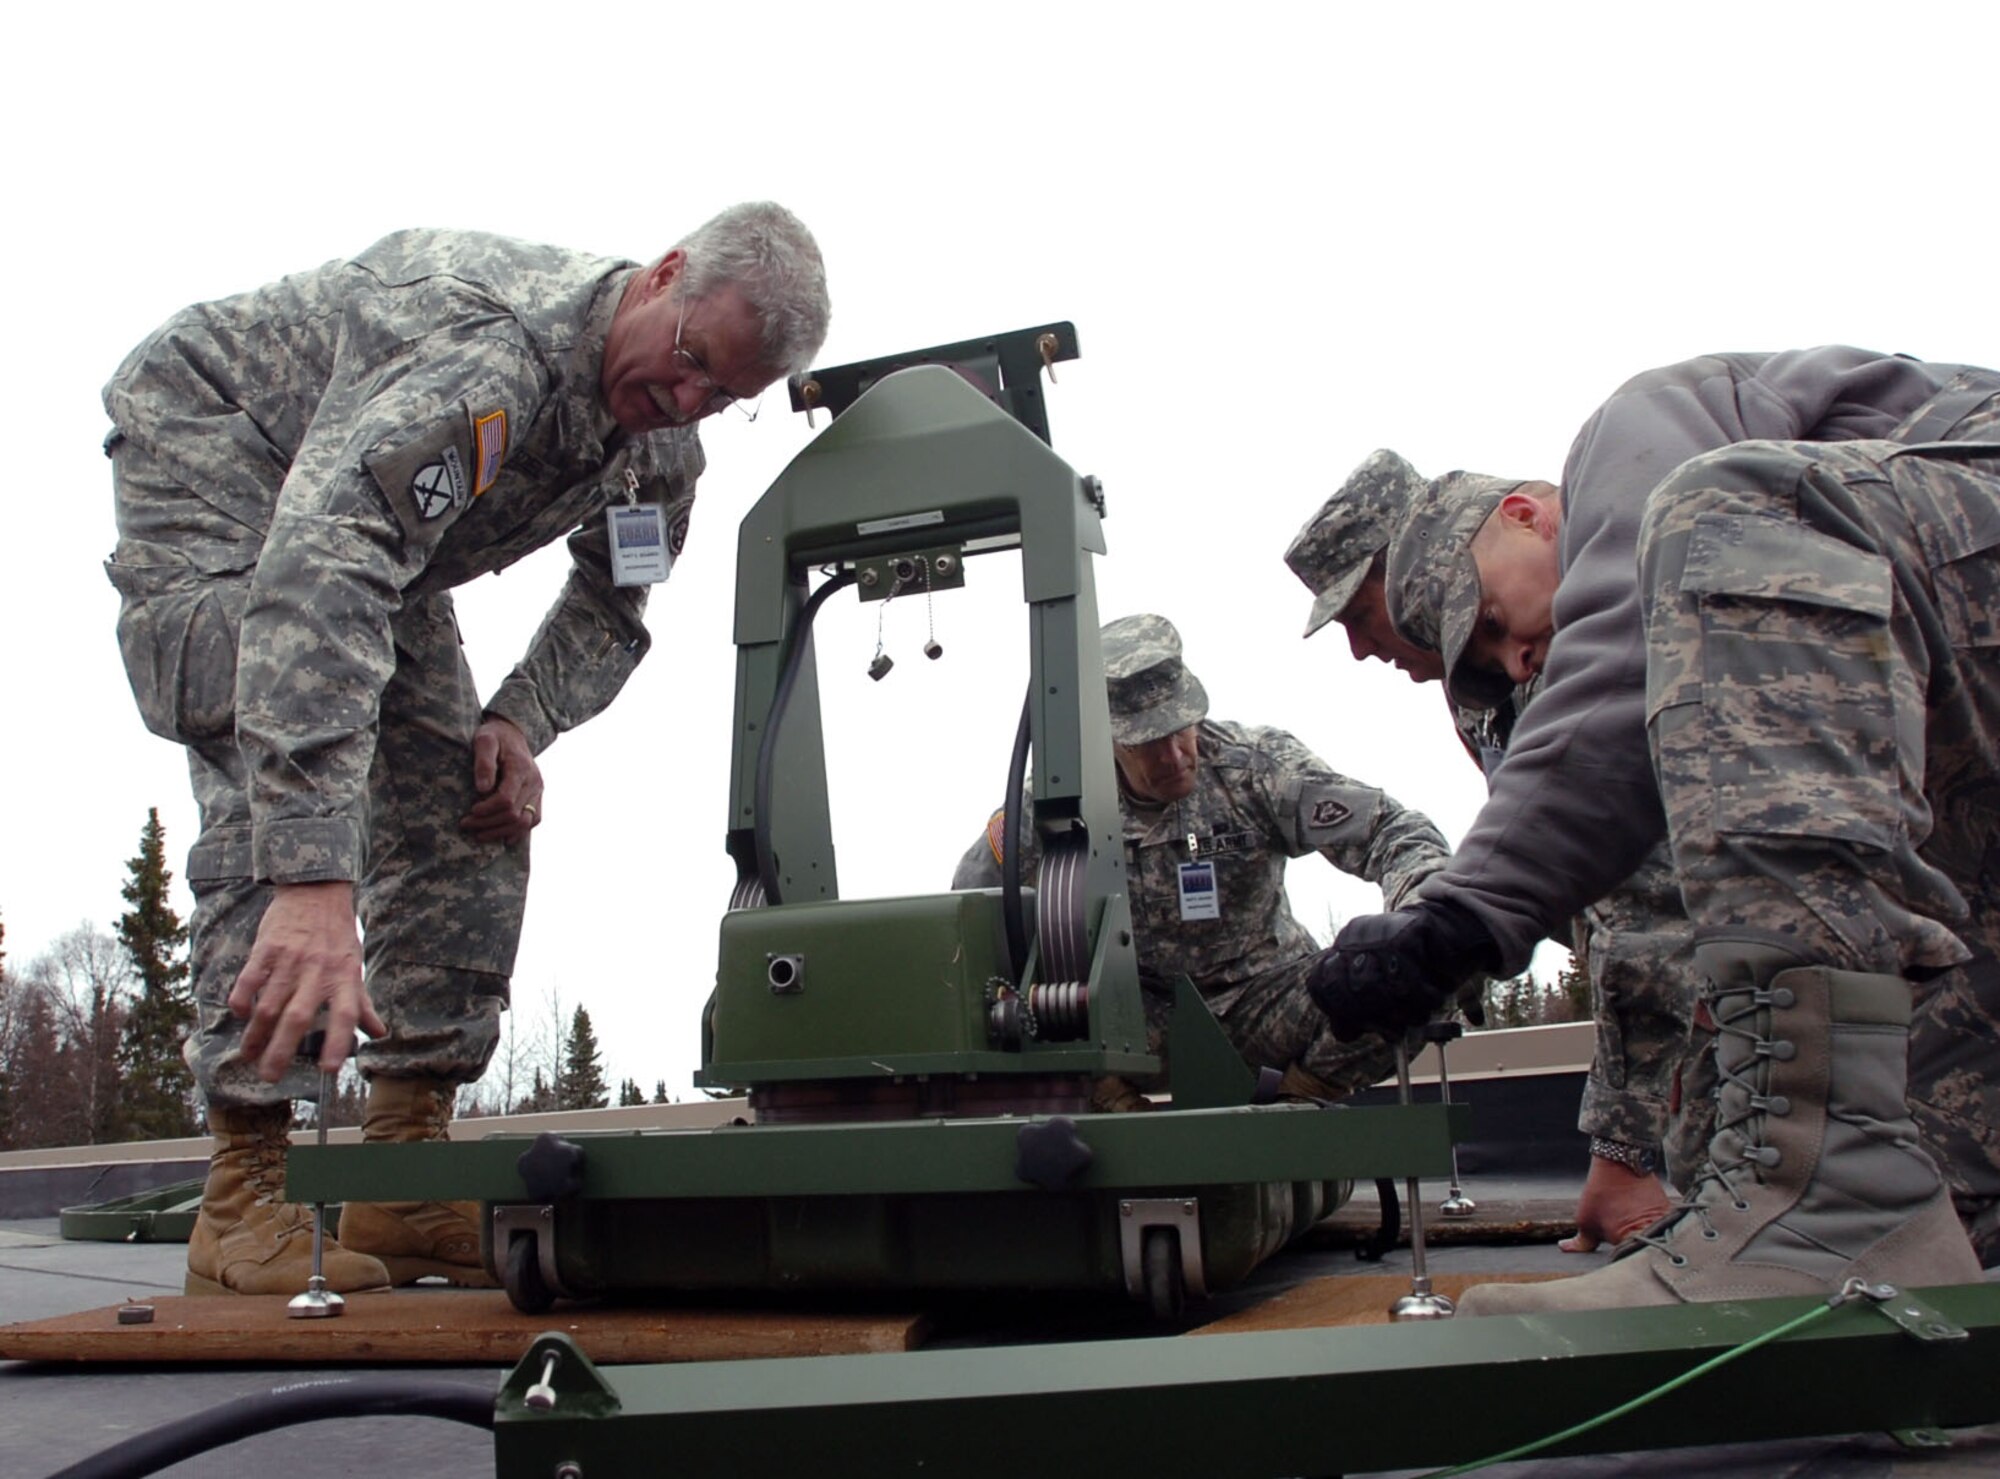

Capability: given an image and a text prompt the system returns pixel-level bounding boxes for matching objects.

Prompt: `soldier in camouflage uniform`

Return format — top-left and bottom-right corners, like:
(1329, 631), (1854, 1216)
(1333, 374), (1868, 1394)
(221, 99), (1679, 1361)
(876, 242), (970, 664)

(953, 614), (1452, 1103)
(1310, 349), (2000, 1313)
(102, 204), (830, 1294)
(1286, 455), (1709, 1252)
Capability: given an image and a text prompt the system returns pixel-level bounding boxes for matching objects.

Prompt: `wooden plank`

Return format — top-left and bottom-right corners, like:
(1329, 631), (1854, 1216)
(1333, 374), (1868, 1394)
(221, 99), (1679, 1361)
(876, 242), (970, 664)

(1189, 1271), (1569, 1334)
(0, 1291), (928, 1365)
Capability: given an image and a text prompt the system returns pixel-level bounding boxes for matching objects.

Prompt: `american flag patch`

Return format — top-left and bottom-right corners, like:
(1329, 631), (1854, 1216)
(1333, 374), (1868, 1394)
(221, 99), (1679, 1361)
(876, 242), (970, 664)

(473, 410), (508, 496)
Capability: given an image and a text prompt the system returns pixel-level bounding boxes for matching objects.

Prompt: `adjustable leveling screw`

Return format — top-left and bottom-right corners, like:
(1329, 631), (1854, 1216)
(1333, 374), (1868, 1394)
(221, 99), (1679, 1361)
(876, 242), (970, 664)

(287, 1066), (344, 1319)
(1389, 1038), (1454, 1321)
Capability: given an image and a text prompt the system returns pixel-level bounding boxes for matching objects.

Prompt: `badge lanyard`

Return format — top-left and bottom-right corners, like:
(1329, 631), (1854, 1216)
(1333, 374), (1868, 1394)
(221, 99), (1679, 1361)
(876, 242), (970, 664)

(606, 468), (671, 586)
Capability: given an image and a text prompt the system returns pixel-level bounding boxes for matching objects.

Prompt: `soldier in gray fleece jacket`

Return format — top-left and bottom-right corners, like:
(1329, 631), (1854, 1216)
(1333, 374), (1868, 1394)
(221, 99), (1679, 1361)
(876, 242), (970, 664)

(1308, 347), (2000, 1313)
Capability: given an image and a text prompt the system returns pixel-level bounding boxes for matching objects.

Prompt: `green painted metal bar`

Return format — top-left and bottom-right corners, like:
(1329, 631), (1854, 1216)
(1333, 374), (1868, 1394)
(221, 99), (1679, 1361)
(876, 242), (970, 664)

(491, 1282), (2000, 1478)
(287, 1102), (1466, 1204)
(58, 1179), (206, 1243)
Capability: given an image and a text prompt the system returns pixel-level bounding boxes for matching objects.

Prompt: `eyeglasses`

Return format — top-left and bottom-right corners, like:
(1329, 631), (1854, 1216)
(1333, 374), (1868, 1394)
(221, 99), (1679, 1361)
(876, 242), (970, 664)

(673, 291), (760, 423)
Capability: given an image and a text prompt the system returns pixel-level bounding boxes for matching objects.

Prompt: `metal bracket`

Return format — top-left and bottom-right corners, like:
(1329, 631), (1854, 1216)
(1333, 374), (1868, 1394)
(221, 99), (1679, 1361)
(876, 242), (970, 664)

(787, 322), (1079, 446)
(499, 1332), (621, 1420)
(493, 1204), (575, 1302)
(1118, 1197), (1207, 1300)
(1867, 1285), (1969, 1343)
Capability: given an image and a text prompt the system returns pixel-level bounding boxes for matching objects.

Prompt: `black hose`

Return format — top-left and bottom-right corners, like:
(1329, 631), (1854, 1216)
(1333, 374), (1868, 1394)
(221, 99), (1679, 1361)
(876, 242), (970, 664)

(1001, 688), (1032, 980)
(754, 568), (857, 905)
(1356, 1177), (1401, 1263)
(47, 1377), (495, 1479)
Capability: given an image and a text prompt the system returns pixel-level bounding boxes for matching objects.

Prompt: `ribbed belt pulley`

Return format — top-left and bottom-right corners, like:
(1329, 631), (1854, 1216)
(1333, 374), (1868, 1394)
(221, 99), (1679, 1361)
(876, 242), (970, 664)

(1029, 833), (1092, 1039)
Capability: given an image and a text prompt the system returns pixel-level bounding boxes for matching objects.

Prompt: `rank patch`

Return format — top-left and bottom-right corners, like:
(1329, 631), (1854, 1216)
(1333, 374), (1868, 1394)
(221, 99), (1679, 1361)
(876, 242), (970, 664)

(410, 446), (469, 520)
(473, 410), (508, 495)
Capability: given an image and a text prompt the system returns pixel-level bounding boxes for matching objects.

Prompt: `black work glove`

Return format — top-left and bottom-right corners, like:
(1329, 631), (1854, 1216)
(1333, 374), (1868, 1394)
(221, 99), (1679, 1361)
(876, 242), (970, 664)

(1307, 900), (1501, 1043)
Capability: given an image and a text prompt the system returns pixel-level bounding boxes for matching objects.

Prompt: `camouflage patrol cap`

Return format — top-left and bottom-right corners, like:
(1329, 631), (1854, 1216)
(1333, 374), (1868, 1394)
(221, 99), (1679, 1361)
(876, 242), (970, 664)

(1101, 614), (1208, 747)
(1283, 449), (1426, 638)
(1384, 471), (1527, 711)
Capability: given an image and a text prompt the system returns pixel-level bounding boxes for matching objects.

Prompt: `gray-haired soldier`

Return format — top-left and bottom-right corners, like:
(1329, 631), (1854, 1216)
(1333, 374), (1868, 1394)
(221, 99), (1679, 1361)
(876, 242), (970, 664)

(103, 204), (831, 1296)
(1312, 347), (2000, 1314)
(953, 614), (1453, 1104)
(1288, 456), (1711, 1254)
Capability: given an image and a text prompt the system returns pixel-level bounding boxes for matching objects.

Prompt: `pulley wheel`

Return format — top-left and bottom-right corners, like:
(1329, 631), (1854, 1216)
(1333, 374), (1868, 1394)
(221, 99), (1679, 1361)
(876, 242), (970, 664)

(1034, 832), (1091, 986)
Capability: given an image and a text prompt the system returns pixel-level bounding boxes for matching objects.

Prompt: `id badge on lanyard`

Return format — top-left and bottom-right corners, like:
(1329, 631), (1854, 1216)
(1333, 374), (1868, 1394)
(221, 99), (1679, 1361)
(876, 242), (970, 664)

(607, 469), (672, 586)
(1178, 829), (1220, 922)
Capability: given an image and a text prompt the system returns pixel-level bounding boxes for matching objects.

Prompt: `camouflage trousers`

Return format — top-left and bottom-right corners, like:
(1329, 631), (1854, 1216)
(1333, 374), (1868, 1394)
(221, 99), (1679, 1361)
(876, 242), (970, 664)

(107, 438), (519, 1109)
(1569, 846), (1713, 1189)
(1639, 429), (2000, 1256)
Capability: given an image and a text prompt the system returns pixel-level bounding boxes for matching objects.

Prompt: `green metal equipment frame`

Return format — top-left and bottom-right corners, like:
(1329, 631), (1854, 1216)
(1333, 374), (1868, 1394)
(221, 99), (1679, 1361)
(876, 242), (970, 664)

(489, 1284), (2000, 1477)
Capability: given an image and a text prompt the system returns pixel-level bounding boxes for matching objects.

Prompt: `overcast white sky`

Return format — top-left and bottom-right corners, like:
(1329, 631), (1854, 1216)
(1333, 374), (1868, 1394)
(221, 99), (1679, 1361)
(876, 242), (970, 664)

(4, 2), (1996, 1098)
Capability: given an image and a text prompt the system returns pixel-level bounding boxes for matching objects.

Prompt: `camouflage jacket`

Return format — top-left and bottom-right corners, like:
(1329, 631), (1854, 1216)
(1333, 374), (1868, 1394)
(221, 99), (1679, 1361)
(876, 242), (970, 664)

(952, 718), (1449, 1009)
(104, 230), (703, 883)
(1420, 346), (1997, 971)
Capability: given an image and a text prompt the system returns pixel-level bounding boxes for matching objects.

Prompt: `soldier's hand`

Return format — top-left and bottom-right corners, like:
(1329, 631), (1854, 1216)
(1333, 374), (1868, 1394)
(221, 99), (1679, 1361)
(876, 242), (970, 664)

(1307, 901), (1499, 1043)
(1560, 1154), (1670, 1253)
(462, 714), (544, 845)
(230, 881), (385, 1081)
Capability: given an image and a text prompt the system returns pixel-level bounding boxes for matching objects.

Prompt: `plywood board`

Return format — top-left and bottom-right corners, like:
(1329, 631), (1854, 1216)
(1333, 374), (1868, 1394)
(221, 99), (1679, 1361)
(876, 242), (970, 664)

(1191, 1271), (1569, 1334)
(0, 1291), (928, 1365)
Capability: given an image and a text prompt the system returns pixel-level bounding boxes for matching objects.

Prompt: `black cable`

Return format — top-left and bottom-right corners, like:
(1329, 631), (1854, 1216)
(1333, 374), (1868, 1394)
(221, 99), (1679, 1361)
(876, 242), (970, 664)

(754, 568), (857, 905)
(1001, 687), (1032, 980)
(1356, 1177), (1400, 1262)
(47, 1377), (495, 1479)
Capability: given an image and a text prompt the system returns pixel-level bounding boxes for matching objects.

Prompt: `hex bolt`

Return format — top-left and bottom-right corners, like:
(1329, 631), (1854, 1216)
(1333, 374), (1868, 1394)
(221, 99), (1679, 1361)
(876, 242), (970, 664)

(858, 567), (879, 587)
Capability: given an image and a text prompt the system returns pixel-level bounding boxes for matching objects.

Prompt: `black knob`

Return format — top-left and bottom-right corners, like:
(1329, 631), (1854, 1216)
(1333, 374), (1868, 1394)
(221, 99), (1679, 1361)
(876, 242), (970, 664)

(1015, 1116), (1094, 1191)
(516, 1133), (588, 1201)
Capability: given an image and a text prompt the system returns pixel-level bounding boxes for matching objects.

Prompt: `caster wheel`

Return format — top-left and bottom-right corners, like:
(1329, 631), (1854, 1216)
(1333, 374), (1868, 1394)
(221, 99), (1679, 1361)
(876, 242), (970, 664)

(1143, 1226), (1185, 1322)
(504, 1233), (554, 1315)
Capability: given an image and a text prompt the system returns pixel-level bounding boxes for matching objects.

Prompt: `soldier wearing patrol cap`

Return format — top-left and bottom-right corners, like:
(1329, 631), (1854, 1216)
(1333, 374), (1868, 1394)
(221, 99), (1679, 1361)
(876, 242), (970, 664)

(954, 613), (1455, 1101)
(1290, 454), (1711, 1252)
(1375, 471), (1714, 1250)
(102, 205), (831, 1296)
(1310, 347), (2000, 1314)
(1282, 449), (1445, 680)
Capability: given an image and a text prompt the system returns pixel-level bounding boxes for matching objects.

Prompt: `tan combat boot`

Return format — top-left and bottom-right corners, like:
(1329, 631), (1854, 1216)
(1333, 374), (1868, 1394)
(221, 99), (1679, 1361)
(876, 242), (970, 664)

(1460, 943), (1983, 1316)
(336, 1076), (495, 1287)
(185, 1104), (391, 1296)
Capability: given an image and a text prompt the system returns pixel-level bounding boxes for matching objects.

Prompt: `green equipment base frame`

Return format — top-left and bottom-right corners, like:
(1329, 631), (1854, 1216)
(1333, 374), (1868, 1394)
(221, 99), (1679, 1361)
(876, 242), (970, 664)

(489, 1281), (2000, 1477)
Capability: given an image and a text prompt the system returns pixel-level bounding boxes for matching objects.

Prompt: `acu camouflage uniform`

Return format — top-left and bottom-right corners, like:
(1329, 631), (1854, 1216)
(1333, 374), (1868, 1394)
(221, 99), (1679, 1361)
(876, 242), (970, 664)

(955, 717), (1450, 1093)
(1640, 381), (2000, 1260)
(103, 230), (702, 1108)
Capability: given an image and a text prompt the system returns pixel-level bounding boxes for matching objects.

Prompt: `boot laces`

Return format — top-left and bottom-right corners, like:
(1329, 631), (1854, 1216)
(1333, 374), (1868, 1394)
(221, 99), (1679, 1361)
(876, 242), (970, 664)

(1632, 985), (1792, 1263)
(243, 1128), (310, 1239)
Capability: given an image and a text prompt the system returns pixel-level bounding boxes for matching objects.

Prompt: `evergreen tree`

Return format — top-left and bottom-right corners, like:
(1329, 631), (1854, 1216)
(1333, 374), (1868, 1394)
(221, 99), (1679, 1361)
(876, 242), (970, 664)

(617, 1077), (643, 1107)
(514, 1067), (556, 1115)
(652, 1079), (670, 1105)
(113, 809), (198, 1139)
(557, 1006), (609, 1110)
